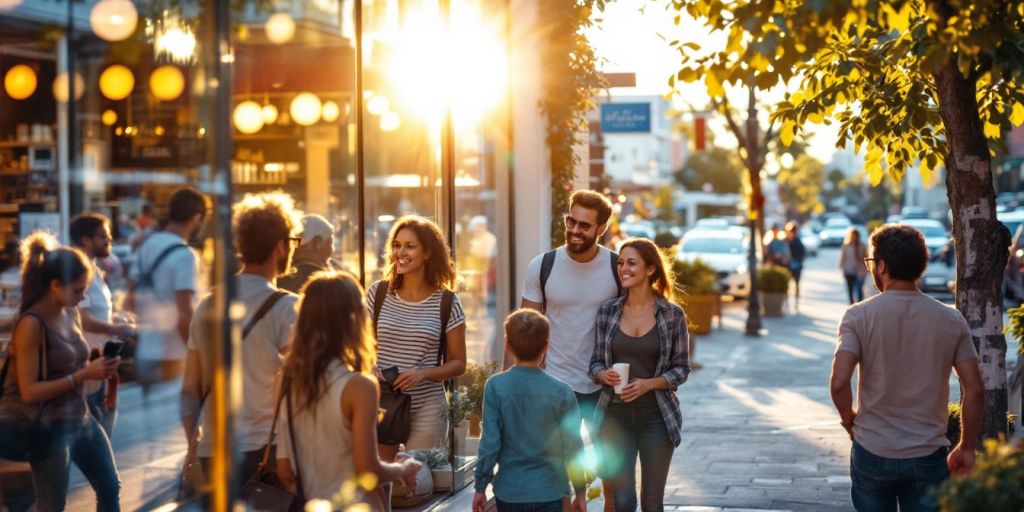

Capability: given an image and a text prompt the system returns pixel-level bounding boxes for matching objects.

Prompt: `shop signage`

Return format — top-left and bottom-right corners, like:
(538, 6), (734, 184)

(600, 103), (651, 133)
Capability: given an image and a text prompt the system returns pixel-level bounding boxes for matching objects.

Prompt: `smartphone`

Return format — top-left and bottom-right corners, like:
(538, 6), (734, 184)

(102, 340), (124, 359)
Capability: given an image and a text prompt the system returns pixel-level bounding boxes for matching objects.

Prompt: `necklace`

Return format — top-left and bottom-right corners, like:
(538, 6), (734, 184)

(624, 300), (654, 310)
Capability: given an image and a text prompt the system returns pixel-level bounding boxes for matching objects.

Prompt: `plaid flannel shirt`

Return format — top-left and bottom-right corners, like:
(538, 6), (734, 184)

(588, 294), (690, 447)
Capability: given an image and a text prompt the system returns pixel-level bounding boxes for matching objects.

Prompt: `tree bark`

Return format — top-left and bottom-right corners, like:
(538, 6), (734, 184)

(934, 59), (1010, 441)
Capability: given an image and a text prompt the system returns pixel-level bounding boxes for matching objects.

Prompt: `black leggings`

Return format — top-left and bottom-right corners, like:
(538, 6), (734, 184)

(844, 274), (864, 303)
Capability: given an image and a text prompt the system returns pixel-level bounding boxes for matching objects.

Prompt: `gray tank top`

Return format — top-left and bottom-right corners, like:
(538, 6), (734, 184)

(611, 326), (661, 406)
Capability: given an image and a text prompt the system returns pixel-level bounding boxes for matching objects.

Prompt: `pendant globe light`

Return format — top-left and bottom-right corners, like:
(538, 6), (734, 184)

(290, 92), (321, 126)
(90, 0), (138, 42)
(233, 101), (264, 134)
(150, 65), (184, 101)
(52, 71), (85, 102)
(99, 65), (134, 100)
(4, 64), (36, 100)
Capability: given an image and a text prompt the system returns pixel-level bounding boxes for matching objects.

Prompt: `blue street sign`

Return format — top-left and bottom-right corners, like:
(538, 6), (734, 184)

(600, 103), (651, 133)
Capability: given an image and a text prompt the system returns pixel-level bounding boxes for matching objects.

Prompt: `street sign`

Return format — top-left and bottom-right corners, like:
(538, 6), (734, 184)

(600, 103), (651, 133)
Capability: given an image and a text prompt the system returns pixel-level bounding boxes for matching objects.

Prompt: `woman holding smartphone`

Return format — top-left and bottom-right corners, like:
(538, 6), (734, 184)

(1, 233), (121, 511)
(589, 238), (690, 512)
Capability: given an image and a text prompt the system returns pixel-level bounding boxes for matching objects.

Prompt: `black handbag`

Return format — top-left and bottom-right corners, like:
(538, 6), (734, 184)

(376, 378), (412, 445)
(0, 312), (63, 462)
(242, 380), (305, 512)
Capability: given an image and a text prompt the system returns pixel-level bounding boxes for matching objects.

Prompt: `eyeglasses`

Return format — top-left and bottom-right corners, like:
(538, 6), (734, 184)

(563, 214), (596, 232)
(863, 257), (877, 271)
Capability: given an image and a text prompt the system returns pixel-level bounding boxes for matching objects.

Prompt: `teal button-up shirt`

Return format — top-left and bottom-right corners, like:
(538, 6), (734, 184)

(474, 366), (585, 502)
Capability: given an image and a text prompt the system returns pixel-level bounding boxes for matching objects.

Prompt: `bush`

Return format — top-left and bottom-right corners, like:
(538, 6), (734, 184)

(462, 361), (499, 416)
(937, 438), (1024, 511)
(654, 231), (680, 249)
(757, 264), (791, 293)
(445, 387), (473, 426)
(673, 257), (719, 296)
(1003, 305), (1024, 356)
(946, 403), (1016, 446)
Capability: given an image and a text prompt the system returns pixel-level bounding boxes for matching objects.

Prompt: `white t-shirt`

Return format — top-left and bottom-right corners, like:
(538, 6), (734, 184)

(129, 232), (199, 361)
(522, 246), (619, 394)
(189, 274), (299, 457)
(81, 259), (113, 349)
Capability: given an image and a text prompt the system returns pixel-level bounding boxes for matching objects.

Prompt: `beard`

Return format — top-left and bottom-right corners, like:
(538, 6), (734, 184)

(94, 244), (111, 259)
(871, 267), (883, 292)
(565, 229), (598, 254)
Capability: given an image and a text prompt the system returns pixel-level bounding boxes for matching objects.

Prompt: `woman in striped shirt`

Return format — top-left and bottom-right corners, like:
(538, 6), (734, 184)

(368, 215), (467, 461)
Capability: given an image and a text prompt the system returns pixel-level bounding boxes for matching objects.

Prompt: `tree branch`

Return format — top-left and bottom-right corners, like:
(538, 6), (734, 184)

(712, 97), (749, 153)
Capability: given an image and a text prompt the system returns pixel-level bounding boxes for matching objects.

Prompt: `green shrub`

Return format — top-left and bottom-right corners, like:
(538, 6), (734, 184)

(672, 257), (719, 296)
(946, 403), (1016, 446)
(757, 264), (791, 294)
(937, 439), (1024, 511)
(462, 361), (499, 416)
(445, 387), (473, 426)
(1003, 305), (1024, 356)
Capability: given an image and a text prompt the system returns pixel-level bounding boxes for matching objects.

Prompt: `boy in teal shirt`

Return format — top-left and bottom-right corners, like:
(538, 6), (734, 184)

(473, 309), (587, 512)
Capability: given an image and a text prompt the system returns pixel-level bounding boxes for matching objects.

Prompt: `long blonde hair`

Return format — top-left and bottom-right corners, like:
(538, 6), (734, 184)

(280, 271), (375, 413)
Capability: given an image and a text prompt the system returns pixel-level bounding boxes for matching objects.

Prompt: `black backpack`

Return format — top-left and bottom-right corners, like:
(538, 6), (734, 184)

(539, 248), (622, 306)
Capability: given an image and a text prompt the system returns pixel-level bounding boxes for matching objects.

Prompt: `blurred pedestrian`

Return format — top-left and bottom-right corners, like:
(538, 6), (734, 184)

(367, 215), (467, 460)
(276, 271), (420, 509)
(180, 192), (302, 486)
(764, 224), (791, 267)
(590, 238), (690, 512)
(277, 214), (336, 294)
(830, 224), (984, 510)
(785, 221), (806, 311)
(839, 228), (868, 303)
(1, 233), (121, 511)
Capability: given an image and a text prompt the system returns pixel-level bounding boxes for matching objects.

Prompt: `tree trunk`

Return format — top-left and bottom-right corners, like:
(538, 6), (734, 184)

(934, 60), (1010, 441)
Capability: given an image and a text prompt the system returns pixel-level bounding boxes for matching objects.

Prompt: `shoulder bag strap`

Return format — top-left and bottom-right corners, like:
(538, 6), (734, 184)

(609, 251), (622, 296)
(285, 382), (305, 500)
(140, 243), (188, 285)
(242, 290), (289, 340)
(539, 249), (557, 308)
(438, 290), (454, 393)
(256, 383), (287, 471)
(371, 280), (388, 336)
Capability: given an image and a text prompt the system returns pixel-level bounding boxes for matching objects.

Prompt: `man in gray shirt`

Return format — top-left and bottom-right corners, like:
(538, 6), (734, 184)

(830, 224), (984, 511)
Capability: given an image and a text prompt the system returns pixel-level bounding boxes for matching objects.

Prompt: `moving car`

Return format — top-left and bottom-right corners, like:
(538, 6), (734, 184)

(676, 229), (750, 298)
(819, 217), (852, 247)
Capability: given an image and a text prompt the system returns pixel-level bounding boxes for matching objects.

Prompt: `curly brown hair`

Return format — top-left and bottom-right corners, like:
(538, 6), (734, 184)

(382, 215), (456, 291)
(231, 191), (302, 264)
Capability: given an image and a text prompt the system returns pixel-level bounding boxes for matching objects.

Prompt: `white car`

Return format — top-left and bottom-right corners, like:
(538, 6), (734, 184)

(899, 219), (949, 257)
(677, 230), (750, 298)
(800, 226), (819, 257)
(819, 217), (851, 247)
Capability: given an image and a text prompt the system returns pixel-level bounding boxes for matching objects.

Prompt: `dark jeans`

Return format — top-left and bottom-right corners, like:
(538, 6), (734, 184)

(87, 382), (117, 438)
(495, 498), (563, 512)
(850, 441), (949, 512)
(844, 274), (865, 303)
(599, 401), (674, 512)
(30, 416), (120, 512)
(574, 390), (602, 431)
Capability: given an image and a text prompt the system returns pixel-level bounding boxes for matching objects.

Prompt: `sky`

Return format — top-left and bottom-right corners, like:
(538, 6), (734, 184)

(584, 0), (843, 166)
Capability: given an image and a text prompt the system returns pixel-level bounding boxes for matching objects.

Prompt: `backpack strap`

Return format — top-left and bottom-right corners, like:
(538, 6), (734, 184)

(538, 249), (558, 308)
(241, 290), (289, 340)
(609, 251), (622, 297)
(438, 290), (455, 393)
(371, 280), (389, 340)
(138, 242), (188, 287)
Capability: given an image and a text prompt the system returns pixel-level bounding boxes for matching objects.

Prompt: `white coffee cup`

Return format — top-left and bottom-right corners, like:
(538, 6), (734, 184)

(612, 363), (630, 394)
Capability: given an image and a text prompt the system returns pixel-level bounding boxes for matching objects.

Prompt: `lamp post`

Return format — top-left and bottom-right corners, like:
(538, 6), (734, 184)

(744, 85), (762, 336)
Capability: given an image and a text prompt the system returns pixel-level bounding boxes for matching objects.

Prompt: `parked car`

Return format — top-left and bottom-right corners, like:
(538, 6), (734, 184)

(619, 220), (656, 240)
(899, 218), (950, 257)
(800, 226), (819, 257)
(918, 243), (956, 296)
(1004, 224), (1024, 302)
(676, 229), (750, 298)
(819, 217), (852, 247)
(900, 206), (929, 219)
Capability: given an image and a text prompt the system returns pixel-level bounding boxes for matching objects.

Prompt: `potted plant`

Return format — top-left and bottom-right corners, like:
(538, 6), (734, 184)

(757, 264), (791, 317)
(462, 361), (499, 437)
(945, 402), (1016, 446)
(672, 257), (720, 334)
(446, 387), (473, 455)
(937, 438), (1024, 510)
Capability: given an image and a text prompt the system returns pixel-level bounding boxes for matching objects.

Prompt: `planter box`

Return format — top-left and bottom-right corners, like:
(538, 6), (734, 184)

(682, 294), (719, 334)
(761, 292), (787, 317)
(461, 436), (480, 456)
(432, 456), (476, 493)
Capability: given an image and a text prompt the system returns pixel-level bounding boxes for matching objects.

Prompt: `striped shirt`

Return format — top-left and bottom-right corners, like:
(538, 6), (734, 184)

(367, 281), (466, 409)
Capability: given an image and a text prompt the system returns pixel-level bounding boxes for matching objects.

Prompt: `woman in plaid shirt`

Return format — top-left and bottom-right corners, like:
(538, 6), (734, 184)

(589, 238), (690, 512)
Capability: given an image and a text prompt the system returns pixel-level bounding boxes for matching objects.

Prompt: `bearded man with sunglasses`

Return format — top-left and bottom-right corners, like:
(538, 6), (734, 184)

(517, 190), (620, 510)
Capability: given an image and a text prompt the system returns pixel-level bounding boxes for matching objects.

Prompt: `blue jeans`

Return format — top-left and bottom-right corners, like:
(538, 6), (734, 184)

(87, 382), (117, 438)
(850, 441), (948, 512)
(495, 498), (563, 512)
(599, 401), (674, 512)
(29, 416), (121, 512)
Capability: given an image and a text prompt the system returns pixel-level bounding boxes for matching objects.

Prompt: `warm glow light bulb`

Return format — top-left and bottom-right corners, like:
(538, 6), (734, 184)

(52, 71), (85, 102)
(99, 64), (134, 100)
(233, 101), (265, 134)
(366, 94), (389, 116)
(265, 12), (296, 44)
(290, 92), (321, 126)
(261, 104), (279, 124)
(4, 64), (36, 100)
(89, 0), (138, 42)
(150, 65), (185, 101)
(321, 101), (340, 122)
(101, 109), (118, 126)
(380, 111), (401, 132)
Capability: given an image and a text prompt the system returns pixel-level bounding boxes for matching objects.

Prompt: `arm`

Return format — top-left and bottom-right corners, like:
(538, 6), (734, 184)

(14, 316), (116, 403)
(474, 381), (501, 494)
(80, 309), (134, 339)
(345, 374), (418, 483)
(179, 349), (204, 445)
(948, 357), (985, 474)
(176, 290), (195, 344)
(122, 281), (137, 313)
(588, 305), (611, 385)
(394, 324), (467, 390)
(829, 350), (859, 438)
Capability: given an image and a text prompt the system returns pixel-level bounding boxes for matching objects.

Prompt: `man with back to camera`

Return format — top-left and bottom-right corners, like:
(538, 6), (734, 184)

(518, 190), (620, 510)
(830, 224), (985, 511)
